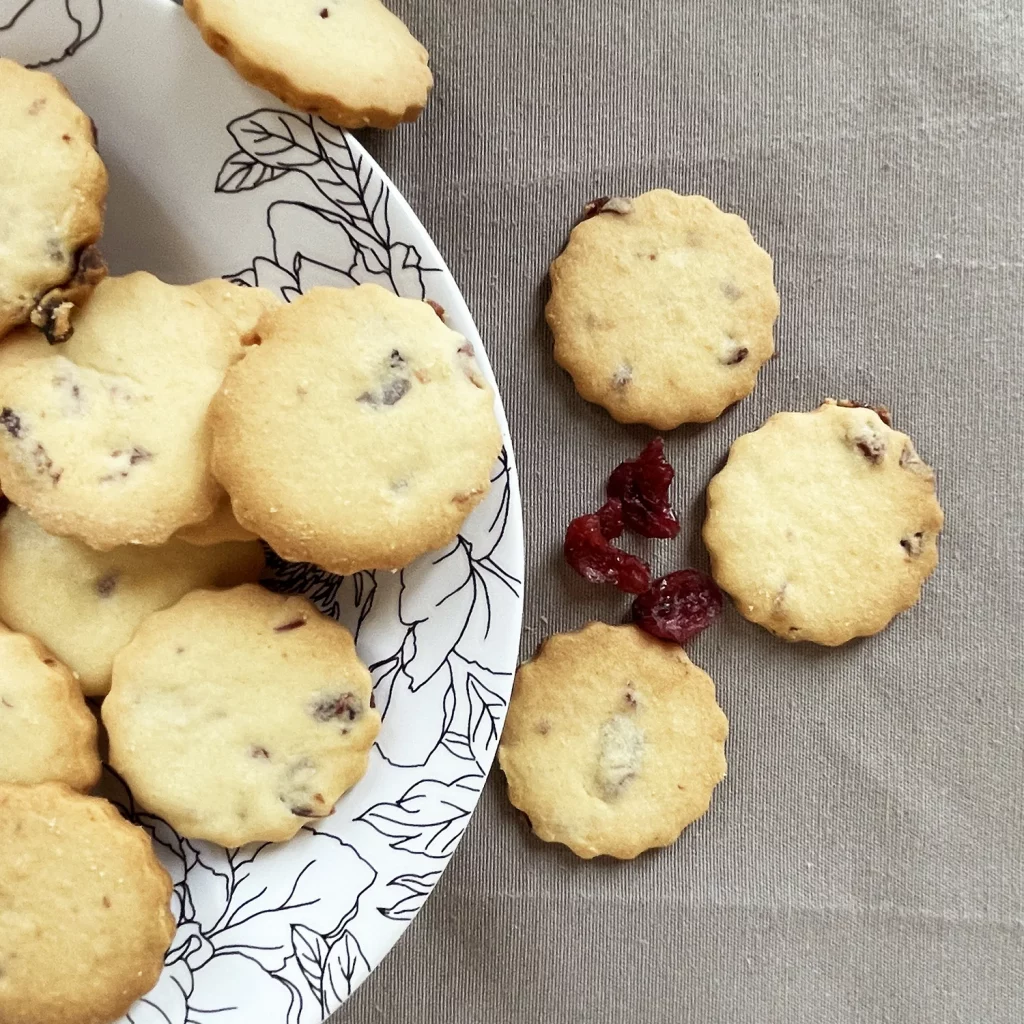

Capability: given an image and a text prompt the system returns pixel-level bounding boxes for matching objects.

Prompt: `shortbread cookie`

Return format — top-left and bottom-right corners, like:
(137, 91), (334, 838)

(210, 285), (502, 574)
(0, 628), (100, 790)
(547, 190), (779, 429)
(0, 272), (248, 549)
(0, 503), (264, 696)
(0, 59), (108, 343)
(104, 584), (381, 846)
(177, 278), (280, 545)
(183, 0), (432, 129)
(0, 782), (175, 1024)
(499, 622), (728, 860)
(703, 400), (944, 645)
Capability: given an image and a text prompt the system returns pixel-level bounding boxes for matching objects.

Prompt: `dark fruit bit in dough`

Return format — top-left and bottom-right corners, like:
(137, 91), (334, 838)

(836, 399), (892, 427)
(310, 693), (363, 723)
(425, 299), (446, 320)
(95, 573), (118, 597)
(0, 408), (24, 438)
(606, 437), (680, 539)
(564, 511), (651, 594)
(631, 570), (723, 645)
(583, 195), (634, 219)
(274, 618), (307, 633)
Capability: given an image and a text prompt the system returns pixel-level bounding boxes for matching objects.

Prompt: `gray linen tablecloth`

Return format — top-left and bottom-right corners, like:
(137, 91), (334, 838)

(336, 1), (1024, 1020)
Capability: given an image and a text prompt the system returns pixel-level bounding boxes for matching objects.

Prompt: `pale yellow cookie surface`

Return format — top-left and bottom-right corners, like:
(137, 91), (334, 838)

(210, 285), (502, 574)
(0, 503), (264, 696)
(499, 622), (728, 860)
(104, 584), (381, 846)
(0, 59), (108, 341)
(0, 272), (247, 549)
(0, 628), (99, 790)
(547, 190), (779, 429)
(0, 781), (175, 1024)
(703, 400), (944, 645)
(184, 0), (432, 129)
(176, 278), (280, 545)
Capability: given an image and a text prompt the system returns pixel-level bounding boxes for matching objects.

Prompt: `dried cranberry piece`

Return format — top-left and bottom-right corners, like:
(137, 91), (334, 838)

(596, 497), (624, 540)
(564, 512), (651, 594)
(631, 570), (723, 644)
(607, 437), (680, 539)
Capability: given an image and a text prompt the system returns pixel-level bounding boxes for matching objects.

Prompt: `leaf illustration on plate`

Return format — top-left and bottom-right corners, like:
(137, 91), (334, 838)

(290, 924), (330, 1007)
(356, 776), (483, 858)
(377, 870), (442, 922)
(0, 0), (103, 68)
(323, 931), (370, 1004)
(215, 150), (289, 193)
(228, 110), (323, 169)
(441, 658), (509, 769)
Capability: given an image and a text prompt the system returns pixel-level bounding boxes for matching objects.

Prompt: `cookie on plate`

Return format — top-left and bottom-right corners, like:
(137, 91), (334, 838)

(547, 190), (779, 429)
(183, 0), (432, 130)
(0, 502), (264, 696)
(0, 58), (108, 344)
(176, 277), (280, 545)
(104, 584), (381, 846)
(0, 272), (249, 549)
(498, 622), (728, 860)
(0, 628), (100, 790)
(0, 782), (175, 1024)
(703, 400), (944, 645)
(210, 285), (502, 575)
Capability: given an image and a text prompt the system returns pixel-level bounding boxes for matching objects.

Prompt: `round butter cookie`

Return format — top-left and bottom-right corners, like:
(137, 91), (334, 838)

(0, 782), (175, 1024)
(0, 58), (108, 343)
(0, 272), (249, 549)
(703, 400), (944, 645)
(0, 502), (264, 696)
(183, 0), (432, 129)
(0, 628), (100, 790)
(104, 584), (381, 846)
(210, 285), (502, 574)
(547, 190), (779, 429)
(498, 622), (728, 860)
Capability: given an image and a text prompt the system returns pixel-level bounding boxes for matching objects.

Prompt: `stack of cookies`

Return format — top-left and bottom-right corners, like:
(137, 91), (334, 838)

(0, 56), (501, 1024)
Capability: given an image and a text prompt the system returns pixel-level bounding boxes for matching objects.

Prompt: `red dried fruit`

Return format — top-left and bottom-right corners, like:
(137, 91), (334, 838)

(631, 570), (724, 644)
(564, 511), (651, 594)
(596, 497), (624, 540)
(607, 437), (680, 539)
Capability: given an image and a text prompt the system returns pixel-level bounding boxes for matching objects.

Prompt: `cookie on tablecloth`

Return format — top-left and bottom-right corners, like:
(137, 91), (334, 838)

(104, 584), (381, 846)
(498, 622), (728, 860)
(210, 284), (502, 574)
(703, 399), (944, 645)
(0, 782), (175, 1024)
(0, 58), (108, 344)
(0, 502), (264, 696)
(0, 627), (99, 790)
(0, 272), (249, 549)
(547, 190), (779, 429)
(183, 0), (432, 129)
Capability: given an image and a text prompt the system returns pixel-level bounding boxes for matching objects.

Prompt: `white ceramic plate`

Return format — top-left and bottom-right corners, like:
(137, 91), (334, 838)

(0, 2), (524, 1021)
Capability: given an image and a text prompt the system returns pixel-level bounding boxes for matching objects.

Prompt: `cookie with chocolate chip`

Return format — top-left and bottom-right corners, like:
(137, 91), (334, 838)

(0, 503), (264, 696)
(0, 58), (108, 343)
(547, 190), (779, 429)
(0, 272), (250, 550)
(498, 622), (728, 860)
(210, 284), (502, 575)
(103, 584), (380, 845)
(183, 0), (432, 129)
(0, 782), (175, 1024)
(0, 627), (100, 790)
(703, 400), (944, 645)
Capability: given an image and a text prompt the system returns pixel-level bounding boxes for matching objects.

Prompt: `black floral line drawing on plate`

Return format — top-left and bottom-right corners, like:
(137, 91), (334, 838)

(216, 109), (442, 300)
(0, 0), (103, 67)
